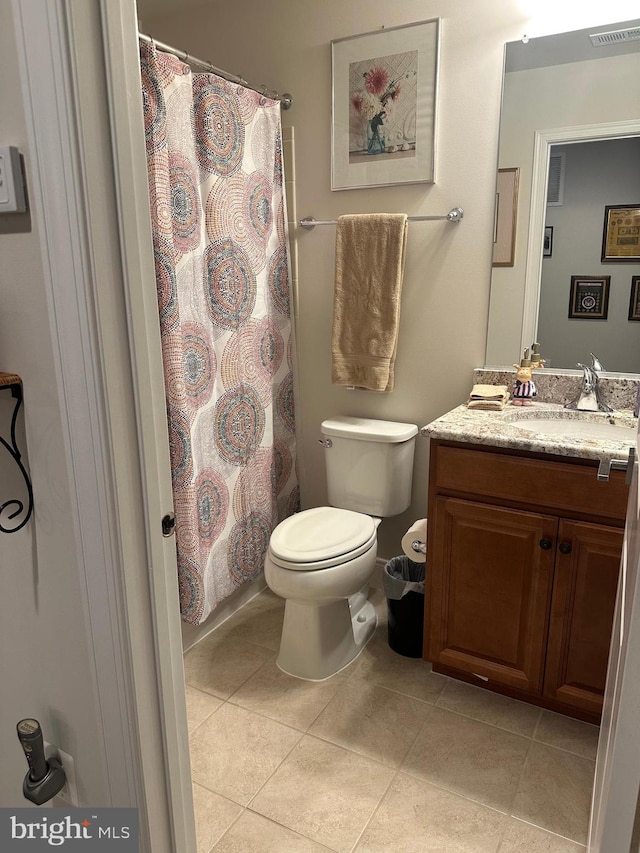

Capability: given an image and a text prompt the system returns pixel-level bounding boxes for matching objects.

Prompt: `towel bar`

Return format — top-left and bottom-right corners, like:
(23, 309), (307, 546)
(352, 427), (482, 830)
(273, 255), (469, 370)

(299, 207), (464, 230)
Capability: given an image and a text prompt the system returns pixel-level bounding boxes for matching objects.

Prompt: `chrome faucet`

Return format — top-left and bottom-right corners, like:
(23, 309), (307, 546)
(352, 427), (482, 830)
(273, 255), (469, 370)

(565, 361), (613, 413)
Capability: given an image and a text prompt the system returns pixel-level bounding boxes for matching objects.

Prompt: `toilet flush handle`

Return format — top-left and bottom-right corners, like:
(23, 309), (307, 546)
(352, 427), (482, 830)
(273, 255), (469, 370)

(318, 438), (333, 448)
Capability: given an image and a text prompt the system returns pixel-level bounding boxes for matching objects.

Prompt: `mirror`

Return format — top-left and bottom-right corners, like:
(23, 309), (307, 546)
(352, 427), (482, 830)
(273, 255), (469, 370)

(486, 19), (640, 372)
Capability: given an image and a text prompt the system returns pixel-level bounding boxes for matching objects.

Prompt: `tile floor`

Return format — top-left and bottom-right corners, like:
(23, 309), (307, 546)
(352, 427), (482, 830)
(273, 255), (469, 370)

(184, 586), (598, 853)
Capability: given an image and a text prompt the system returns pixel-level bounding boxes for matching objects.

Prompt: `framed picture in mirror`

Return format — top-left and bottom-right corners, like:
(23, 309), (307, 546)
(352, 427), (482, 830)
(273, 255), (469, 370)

(629, 277), (640, 321)
(492, 168), (519, 267)
(543, 226), (553, 258)
(601, 205), (640, 261)
(568, 275), (610, 319)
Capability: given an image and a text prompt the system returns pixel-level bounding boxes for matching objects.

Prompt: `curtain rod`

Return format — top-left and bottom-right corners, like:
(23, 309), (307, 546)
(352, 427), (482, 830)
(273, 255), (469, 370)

(299, 208), (464, 229)
(138, 32), (293, 110)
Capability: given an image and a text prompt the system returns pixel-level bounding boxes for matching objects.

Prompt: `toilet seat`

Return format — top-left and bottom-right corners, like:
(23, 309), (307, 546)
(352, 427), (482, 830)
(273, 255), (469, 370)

(268, 506), (377, 571)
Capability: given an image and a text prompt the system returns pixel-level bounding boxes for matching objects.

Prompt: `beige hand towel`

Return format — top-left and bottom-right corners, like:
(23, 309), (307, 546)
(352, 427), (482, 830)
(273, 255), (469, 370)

(467, 392), (510, 411)
(469, 384), (509, 400)
(331, 213), (408, 392)
(467, 384), (510, 410)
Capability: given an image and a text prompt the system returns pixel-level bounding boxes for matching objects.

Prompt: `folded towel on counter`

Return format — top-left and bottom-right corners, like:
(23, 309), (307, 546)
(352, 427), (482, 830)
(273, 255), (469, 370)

(467, 384), (510, 411)
(469, 384), (509, 400)
(331, 213), (408, 392)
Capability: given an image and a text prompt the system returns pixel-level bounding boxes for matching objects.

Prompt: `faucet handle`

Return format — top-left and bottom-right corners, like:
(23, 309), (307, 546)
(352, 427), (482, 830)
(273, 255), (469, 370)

(576, 363), (596, 391)
(590, 353), (606, 372)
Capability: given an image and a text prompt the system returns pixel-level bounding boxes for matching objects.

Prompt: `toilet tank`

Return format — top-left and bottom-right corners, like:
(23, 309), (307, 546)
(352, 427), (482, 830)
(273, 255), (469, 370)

(321, 417), (418, 517)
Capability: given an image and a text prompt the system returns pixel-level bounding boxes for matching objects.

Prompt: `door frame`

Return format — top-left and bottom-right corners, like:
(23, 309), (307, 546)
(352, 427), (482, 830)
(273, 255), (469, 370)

(11, 0), (195, 849)
(520, 120), (640, 359)
(589, 446), (640, 851)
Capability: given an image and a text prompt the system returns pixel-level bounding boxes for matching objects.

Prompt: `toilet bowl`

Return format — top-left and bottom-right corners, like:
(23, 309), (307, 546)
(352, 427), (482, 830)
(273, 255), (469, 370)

(264, 507), (380, 681)
(264, 416), (418, 681)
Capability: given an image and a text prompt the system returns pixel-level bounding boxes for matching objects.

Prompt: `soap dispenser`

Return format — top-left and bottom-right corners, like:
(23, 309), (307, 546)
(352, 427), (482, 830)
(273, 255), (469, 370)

(512, 349), (538, 406)
(530, 342), (545, 369)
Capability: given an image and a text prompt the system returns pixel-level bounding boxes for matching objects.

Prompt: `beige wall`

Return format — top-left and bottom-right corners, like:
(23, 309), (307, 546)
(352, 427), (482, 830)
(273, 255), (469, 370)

(0, 0), (107, 807)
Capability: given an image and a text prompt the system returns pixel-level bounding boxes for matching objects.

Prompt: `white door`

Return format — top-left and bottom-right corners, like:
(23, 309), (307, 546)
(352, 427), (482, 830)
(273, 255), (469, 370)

(589, 435), (640, 851)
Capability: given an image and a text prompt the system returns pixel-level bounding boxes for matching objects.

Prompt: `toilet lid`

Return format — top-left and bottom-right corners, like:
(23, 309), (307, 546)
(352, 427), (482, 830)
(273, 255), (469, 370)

(269, 507), (376, 569)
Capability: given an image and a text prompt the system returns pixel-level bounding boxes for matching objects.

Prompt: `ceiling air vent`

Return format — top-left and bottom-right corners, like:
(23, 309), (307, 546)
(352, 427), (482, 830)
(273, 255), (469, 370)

(547, 152), (565, 207)
(589, 27), (640, 47)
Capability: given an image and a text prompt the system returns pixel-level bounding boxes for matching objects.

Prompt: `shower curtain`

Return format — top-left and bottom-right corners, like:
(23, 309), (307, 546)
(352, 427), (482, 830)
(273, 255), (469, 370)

(140, 41), (299, 625)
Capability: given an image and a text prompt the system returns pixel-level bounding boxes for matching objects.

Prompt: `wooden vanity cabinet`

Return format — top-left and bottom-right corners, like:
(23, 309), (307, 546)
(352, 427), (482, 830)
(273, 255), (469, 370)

(543, 520), (623, 716)
(425, 441), (628, 723)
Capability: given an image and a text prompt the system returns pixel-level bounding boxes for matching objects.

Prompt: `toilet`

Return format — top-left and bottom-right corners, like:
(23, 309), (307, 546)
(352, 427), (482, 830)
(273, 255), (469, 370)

(264, 416), (418, 680)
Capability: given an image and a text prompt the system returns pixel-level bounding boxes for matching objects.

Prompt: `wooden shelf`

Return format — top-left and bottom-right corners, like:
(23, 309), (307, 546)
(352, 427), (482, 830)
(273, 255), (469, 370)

(0, 372), (22, 388)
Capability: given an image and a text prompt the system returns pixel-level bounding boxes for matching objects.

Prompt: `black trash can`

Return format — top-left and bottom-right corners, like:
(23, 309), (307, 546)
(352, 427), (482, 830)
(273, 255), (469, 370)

(383, 555), (425, 658)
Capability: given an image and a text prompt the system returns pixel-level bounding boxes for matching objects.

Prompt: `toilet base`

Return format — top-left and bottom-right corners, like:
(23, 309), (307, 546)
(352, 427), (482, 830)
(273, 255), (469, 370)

(276, 588), (377, 681)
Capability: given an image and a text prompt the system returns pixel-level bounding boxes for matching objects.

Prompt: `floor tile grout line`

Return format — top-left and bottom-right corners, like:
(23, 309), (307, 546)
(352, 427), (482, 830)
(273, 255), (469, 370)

(424, 701), (539, 744)
(397, 764), (513, 819)
(208, 804), (245, 853)
(501, 731), (536, 845)
(232, 807), (337, 852)
(354, 672), (448, 706)
(347, 766), (401, 853)
(242, 732), (397, 852)
(220, 675), (352, 737)
(187, 695), (226, 738)
(532, 739), (598, 762)
(507, 815), (588, 848)
(305, 692), (437, 774)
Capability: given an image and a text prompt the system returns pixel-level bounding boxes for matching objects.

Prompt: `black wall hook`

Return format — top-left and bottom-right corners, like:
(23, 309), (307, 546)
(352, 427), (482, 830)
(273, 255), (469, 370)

(0, 374), (34, 533)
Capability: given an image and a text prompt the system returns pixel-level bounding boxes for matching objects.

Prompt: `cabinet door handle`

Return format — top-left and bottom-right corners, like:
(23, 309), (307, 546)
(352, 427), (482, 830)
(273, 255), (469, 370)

(539, 538), (553, 550)
(558, 542), (572, 555)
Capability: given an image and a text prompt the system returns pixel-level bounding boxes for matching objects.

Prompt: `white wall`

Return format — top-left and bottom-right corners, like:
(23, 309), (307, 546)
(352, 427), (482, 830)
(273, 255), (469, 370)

(0, 0), (108, 807)
(487, 51), (640, 367)
(538, 138), (640, 372)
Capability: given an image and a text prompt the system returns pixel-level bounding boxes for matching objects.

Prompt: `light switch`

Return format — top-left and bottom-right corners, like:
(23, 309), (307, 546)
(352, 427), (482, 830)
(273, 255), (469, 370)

(0, 146), (27, 213)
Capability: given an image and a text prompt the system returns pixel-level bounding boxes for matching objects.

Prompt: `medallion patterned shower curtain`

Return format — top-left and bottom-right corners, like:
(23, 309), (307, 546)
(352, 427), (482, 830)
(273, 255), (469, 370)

(140, 41), (299, 625)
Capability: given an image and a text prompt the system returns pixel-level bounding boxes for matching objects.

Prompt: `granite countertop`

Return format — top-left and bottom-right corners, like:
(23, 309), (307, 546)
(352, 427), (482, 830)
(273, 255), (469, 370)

(422, 401), (637, 463)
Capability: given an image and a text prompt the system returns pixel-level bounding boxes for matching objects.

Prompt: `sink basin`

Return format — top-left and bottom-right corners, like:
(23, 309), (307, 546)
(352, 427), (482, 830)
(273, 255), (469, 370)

(513, 417), (636, 443)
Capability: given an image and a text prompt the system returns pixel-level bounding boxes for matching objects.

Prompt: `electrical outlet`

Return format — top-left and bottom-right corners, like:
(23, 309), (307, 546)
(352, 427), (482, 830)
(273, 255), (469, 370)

(44, 742), (78, 806)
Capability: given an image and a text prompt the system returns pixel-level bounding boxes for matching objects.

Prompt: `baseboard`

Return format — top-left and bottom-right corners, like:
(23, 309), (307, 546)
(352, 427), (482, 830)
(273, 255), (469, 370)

(181, 574), (267, 653)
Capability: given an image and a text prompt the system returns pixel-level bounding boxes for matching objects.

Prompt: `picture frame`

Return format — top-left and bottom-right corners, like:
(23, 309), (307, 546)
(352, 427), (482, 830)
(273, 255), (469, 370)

(543, 226), (553, 258)
(601, 204), (640, 261)
(568, 275), (610, 320)
(492, 168), (519, 267)
(331, 19), (439, 191)
(629, 277), (640, 321)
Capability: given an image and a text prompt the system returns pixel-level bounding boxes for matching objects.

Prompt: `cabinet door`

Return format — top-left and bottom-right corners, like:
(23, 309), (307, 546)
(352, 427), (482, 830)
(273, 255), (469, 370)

(544, 520), (623, 716)
(427, 497), (556, 692)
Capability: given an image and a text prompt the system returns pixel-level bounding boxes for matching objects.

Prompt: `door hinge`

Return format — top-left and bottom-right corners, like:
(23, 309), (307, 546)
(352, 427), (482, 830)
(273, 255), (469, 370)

(161, 512), (176, 537)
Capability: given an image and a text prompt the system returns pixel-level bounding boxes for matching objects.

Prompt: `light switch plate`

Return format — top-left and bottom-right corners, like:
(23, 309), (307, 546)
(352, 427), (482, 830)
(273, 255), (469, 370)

(0, 146), (27, 213)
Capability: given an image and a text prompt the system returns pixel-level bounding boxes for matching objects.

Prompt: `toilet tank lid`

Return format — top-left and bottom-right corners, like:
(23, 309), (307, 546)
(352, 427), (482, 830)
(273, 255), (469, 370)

(321, 416), (418, 443)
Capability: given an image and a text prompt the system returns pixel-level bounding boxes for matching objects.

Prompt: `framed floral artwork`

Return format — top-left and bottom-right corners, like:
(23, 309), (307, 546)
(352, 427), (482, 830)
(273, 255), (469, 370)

(331, 19), (440, 190)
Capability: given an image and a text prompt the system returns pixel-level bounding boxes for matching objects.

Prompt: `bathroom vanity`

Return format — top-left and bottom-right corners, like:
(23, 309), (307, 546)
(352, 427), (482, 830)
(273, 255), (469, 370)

(422, 375), (637, 724)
